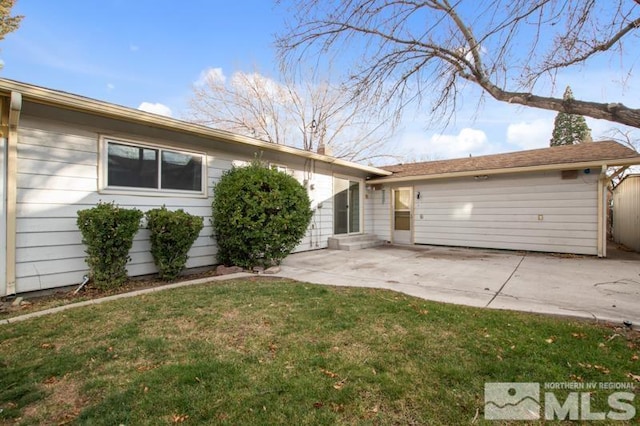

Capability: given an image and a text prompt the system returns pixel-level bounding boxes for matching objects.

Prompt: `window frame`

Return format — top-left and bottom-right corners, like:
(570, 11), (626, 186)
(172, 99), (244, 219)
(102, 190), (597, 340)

(99, 136), (207, 198)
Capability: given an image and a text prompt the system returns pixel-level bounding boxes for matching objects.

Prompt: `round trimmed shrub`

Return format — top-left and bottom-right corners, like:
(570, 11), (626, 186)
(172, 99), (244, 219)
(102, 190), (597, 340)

(77, 202), (142, 290)
(146, 206), (204, 281)
(212, 161), (312, 268)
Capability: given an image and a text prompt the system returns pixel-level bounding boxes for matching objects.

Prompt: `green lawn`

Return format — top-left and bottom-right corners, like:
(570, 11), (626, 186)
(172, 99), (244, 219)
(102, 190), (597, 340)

(0, 278), (638, 425)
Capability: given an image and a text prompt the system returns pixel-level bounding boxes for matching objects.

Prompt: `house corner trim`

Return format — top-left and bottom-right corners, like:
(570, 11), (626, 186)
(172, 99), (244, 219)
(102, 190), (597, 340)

(597, 165), (607, 258)
(6, 91), (21, 295)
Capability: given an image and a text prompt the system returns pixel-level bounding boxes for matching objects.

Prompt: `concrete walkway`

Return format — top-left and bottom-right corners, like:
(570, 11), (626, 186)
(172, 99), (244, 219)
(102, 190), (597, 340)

(276, 245), (640, 326)
(3, 245), (638, 327)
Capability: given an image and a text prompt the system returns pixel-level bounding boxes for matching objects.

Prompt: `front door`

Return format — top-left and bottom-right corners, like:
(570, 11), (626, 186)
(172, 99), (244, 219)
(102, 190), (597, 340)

(333, 177), (361, 234)
(393, 188), (412, 244)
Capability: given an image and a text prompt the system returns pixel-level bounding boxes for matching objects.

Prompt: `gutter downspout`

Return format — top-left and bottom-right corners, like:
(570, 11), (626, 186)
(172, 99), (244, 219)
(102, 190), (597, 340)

(6, 91), (21, 295)
(597, 165), (607, 258)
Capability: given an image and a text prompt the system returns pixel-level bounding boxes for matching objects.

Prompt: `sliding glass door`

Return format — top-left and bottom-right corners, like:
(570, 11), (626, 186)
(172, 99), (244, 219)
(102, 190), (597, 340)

(333, 177), (361, 235)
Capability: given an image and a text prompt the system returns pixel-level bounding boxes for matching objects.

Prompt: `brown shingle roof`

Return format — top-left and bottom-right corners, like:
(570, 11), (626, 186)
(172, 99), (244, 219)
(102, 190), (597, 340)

(380, 141), (639, 180)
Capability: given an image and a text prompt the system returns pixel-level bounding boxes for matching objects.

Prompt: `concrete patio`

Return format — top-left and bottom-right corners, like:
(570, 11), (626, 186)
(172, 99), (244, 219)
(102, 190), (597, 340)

(277, 244), (640, 326)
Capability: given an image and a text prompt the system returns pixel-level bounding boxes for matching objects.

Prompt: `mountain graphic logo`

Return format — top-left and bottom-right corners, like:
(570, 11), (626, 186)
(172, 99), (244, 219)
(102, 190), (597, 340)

(485, 382), (540, 420)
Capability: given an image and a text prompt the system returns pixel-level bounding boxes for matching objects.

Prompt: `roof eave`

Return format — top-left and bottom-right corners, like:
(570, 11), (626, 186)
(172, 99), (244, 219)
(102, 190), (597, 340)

(369, 157), (640, 184)
(0, 79), (392, 177)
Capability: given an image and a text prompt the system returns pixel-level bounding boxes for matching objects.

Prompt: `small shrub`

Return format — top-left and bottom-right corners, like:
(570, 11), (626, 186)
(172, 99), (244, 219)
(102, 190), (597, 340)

(145, 207), (204, 281)
(212, 160), (312, 269)
(76, 202), (142, 290)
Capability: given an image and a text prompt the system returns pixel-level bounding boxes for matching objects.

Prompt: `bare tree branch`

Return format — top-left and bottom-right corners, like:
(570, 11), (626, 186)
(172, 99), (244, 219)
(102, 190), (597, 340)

(187, 67), (400, 163)
(277, 0), (640, 129)
(605, 127), (639, 151)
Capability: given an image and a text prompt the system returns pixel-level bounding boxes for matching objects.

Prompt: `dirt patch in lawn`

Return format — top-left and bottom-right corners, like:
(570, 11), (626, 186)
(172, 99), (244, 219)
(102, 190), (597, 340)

(21, 374), (88, 425)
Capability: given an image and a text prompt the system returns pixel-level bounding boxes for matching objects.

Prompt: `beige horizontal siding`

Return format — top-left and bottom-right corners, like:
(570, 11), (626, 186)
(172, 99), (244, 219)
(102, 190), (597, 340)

(367, 188), (391, 241)
(19, 158), (97, 178)
(15, 117), (333, 292)
(295, 173), (333, 252)
(613, 176), (640, 251)
(418, 220), (595, 229)
(413, 171), (598, 255)
(364, 193), (374, 234)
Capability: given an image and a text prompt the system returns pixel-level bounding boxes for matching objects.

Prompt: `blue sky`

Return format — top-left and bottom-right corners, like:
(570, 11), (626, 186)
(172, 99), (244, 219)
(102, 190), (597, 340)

(1, 1), (284, 112)
(1, 1), (638, 163)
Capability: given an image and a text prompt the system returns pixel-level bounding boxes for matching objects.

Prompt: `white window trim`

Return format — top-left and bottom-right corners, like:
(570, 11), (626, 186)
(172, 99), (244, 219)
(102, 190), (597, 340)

(99, 135), (207, 198)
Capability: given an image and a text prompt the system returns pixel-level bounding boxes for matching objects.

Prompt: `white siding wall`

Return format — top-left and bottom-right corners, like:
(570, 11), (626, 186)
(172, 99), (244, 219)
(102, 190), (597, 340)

(15, 118), (334, 293)
(364, 190), (373, 234)
(368, 187), (391, 241)
(412, 171), (599, 255)
(293, 172), (333, 252)
(613, 176), (640, 251)
(17, 125), (99, 292)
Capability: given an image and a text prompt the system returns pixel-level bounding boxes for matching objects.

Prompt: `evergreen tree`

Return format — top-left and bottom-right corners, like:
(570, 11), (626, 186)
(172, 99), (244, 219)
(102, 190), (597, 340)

(550, 86), (592, 146)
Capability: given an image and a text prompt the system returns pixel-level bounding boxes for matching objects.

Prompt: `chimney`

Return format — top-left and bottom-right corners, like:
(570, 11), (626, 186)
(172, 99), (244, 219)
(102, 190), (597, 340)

(317, 143), (333, 156)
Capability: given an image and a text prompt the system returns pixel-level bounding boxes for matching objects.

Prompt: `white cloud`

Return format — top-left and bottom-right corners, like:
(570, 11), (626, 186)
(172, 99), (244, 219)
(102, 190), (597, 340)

(390, 63), (640, 161)
(129, 44), (139, 52)
(194, 68), (284, 99)
(195, 67), (226, 86)
(400, 127), (493, 160)
(506, 119), (553, 150)
(106, 83), (115, 91)
(429, 128), (491, 158)
(138, 102), (173, 117)
(229, 71), (285, 99)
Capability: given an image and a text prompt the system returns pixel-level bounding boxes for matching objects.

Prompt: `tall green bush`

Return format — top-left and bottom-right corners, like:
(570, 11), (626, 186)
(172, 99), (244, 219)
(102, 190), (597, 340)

(145, 207), (204, 281)
(212, 161), (312, 268)
(76, 202), (142, 290)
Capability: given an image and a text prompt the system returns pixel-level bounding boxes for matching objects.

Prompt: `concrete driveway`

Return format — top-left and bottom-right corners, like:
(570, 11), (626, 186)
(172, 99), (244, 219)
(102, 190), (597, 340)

(277, 244), (640, 326)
